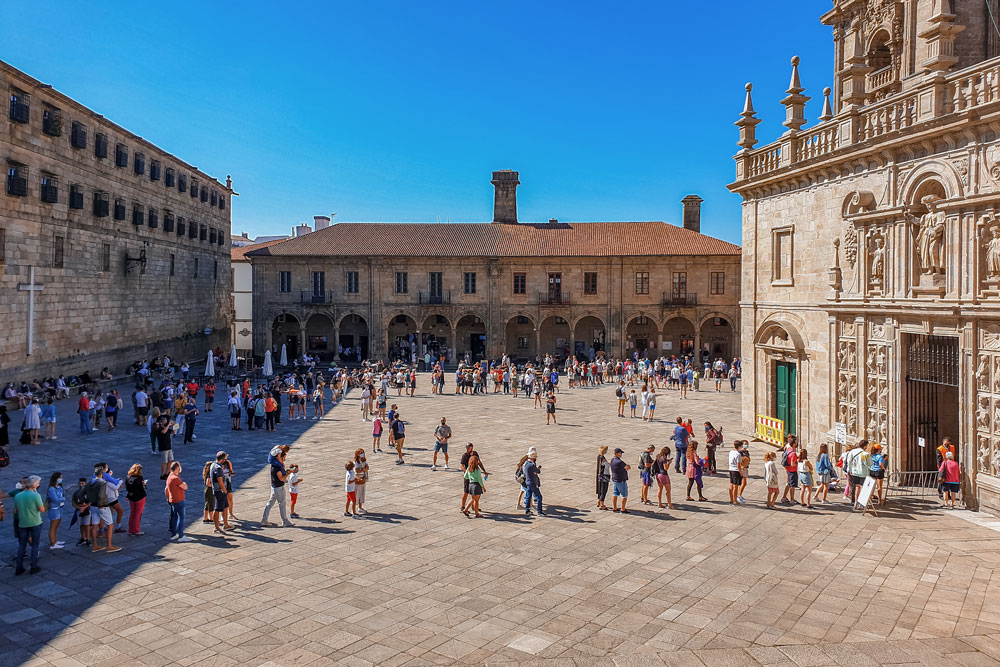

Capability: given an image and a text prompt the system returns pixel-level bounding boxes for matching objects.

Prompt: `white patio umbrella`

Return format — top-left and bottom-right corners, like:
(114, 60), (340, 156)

(229, 344), (238, 367)
(280, 343), (288, 366)
(263, 349), (274, 377)
(205, 349), (215, 377)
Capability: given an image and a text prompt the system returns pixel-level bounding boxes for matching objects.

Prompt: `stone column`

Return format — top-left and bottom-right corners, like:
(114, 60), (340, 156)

(535, 328), (541, 357)
(694, 331), (701, 361)
(299, 323), (307, 358)
(333, 323), (340, 362)
(450, 326), (458, 362)
(569, 330), (576, 359)
(657, 333), (664, 357)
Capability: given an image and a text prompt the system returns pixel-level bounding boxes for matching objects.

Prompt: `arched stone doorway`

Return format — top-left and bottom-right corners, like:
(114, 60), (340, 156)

(753, 320), (807, 439)
(538, 315), (570, 360)
(305, 314), (335, 360)
(505, 315), (536, 360)
(455, 314), (487, 362)
(626, 315), (659, 359)
(338, 314), (369, 363)
(386, 313), (418, 362)
(272, 314), (301, 359)
(421, 314), (451, 363)
(663, 316), (696, 359)
(573, 315), (606, 360)
(700, 315), (733, 362)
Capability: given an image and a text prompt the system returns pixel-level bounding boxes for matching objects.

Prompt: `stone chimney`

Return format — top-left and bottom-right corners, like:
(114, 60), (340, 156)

(491, 170), (519, 224)
(681, 195), (703, 233)
(313, 215), (331, 231)
(293, 224), (312, 237)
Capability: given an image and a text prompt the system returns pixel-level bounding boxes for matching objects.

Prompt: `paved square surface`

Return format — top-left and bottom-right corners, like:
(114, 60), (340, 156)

(3, 373), (1000, 666)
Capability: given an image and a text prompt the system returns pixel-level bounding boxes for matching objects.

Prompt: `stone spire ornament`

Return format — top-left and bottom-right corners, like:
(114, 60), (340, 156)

(920, 0), (964, 73)
(735, 83), (761, 150)
(781, 56), (810, 135)
(819, 87), (833, 121)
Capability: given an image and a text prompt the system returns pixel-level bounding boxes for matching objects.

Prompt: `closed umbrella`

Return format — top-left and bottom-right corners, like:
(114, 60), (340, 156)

(263, 350), (274, 377)
(229, 344), (238, 367)
(280, 344), (288, 366)
(205, 349), (215, 378)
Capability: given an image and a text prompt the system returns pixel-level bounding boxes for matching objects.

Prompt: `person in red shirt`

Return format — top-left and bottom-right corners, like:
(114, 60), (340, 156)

(781, 435), (800, 505)
(77, 392), (92, 435)
(186, 381), (199, 398)
(164, 462), (193, 542)
(938, 451), (961, 508)
(204, 380), (216, 412)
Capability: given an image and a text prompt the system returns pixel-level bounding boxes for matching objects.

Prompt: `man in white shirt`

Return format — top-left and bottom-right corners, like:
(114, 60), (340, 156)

(360, 386), (371, 421)
(431, 417), (452, 470)
(727, 441), (744, 505)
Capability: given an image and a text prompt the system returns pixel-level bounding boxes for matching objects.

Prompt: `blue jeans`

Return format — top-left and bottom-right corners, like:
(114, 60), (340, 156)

(675, 449), (686, 473)
(524, 485), (542, 513)
(16, 524), (42, 570)
(79, 411), (91, 434)
(169, 501), (185, 538)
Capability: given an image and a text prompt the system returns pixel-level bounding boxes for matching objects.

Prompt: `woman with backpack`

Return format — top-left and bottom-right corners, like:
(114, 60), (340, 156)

(125, 464), (147, 536)
(704, 422), (723, 474)
(105, 390), (119, 431)
(596, 446), (611, 510)
(515, 454), (530, 508)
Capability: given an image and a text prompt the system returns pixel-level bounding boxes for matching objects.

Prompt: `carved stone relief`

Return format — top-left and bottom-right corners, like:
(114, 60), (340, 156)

(837, 333), (859, 437)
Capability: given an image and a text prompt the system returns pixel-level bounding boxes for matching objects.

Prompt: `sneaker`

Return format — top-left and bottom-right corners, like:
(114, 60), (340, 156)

(49, 544), (64, 550)
(431, 465), (437, 471)
(176, 536), (194, 543)
(443, 464), (449, 470)
(737, 496), (746, 504)
(344, 512), (352, 517)
(106, 546), (122, 553)
(169, 535), (179, 541)
(290, 513), (300, 518)
(191, 435), (197, 439)
(15, 567), (25, 576)
(280, 523), (295, 528)
(351, 514), (360, 519)
(76, 538), (87, 546)
(56, 541), (65, 546)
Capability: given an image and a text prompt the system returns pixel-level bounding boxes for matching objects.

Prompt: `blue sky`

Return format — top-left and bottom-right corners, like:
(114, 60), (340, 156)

(2, 1), (832, 244)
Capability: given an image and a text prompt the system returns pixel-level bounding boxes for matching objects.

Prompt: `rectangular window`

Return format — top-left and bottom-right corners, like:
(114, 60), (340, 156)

(671, 272), (688, 302)
(133, 152), (145, 176)
(40, 174), (58, 203)
(513, 272), (526, 294)
(773, 227), (794, 285)
(178, 174), (187, 193)
(199, 225), (207, 241)
(395, 271), (408, 294)
(94, 132), (108, 159)
(115, 144), (128, 168)
(6, 163), (27, 196)
(53, 235), (64, 268)
(210, 190), (217, 206)
(70, 121), (87, 149)
(346, 270), (359, 294)
(312, 271), (325, 296)
(149, 160), (161, 181)
(517, 336), (528, 350)
(113, 198), (125, 220)
(176, 217), (185, 236)
(101, 243), (110, 272)
(69, 184), (83, 209)
(278, 271), (291, 293)
(42, 106), (62, 136)
(209, 228), (217, 244)
(584, 271), (598, 295)
(165, 167), (175, 187)
(8, 88), (29, 123)
(464, 271), (476, 294)
(635, 271), (649, 295)
(170, 253), (175, 276)
(219, 195), (225, 211)
(190, 179), (199, 198)
(93, 191), (109, 218)
(163, 211), (174, 233)
(148, 207), (158, 229)
(710, 271), (725, 295)
(194, 257), (199, 278)
(132, 204), (144, 226)
(188, 221), (198, 239)
(200, 185), (208, 202)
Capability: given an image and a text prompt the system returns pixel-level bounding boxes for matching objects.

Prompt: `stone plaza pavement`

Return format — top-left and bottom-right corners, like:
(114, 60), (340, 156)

(3, 375), (1000, 667)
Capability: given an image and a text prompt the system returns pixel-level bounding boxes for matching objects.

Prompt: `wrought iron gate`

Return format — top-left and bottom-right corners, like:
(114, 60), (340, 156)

(903, 335), (959, 472)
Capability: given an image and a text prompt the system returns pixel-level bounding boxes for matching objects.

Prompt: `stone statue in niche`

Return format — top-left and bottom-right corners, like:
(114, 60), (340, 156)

(978, 354), (991, 391)
(978, 396), (991, 432)
(870, 236), (885, 285)
(878, 379), (888, 409)
(906, 195), (947, 274)
(987, 226), (1000, 279)
(979, 438), (991, 473)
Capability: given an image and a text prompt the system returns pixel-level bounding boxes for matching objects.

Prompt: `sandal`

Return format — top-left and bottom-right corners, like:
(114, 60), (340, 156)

(686, 497), (694, 501)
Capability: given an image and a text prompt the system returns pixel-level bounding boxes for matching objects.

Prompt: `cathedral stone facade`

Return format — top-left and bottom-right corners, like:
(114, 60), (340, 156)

(730, 0), (1000, 511)
(247, 172), (740, 366)
(1, 61), (232, 383)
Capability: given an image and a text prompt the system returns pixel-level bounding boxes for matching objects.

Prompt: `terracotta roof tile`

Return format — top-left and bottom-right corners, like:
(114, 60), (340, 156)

(231, 238), (287, 261)
(246, 222), (740, 258)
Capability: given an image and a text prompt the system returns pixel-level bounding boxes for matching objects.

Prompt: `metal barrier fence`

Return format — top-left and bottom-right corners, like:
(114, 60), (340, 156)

(887, 470), (961, 500)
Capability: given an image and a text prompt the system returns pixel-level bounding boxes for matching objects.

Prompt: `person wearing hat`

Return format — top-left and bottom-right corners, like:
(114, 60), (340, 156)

(868, 443), (887, 504)
(610, 448), (630, 513)
(639, 445), (655, 505)
(523, 449), (543, 515)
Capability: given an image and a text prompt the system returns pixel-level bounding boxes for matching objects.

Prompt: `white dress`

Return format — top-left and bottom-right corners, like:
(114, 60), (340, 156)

(24, 403), (41, 430)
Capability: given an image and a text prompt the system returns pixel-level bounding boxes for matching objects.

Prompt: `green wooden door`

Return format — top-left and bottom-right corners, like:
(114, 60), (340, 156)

(776, 361), (797, 436)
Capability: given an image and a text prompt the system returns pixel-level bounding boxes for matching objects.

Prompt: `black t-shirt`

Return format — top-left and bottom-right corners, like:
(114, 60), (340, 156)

(610, 457), (628, 482)
(391, 419), (405, 438)
(461, 450), (478, 470)
(270, 464), (284, 488)
(155, 425), (172, 451)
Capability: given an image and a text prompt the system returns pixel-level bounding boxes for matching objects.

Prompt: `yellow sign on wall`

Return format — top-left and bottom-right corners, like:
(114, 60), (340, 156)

(755, 414), (785, 446)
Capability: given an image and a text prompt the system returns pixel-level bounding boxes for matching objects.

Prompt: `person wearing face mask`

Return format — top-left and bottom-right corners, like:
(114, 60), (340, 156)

(46, 472), (66, 549)
(353, 449), (368, 513)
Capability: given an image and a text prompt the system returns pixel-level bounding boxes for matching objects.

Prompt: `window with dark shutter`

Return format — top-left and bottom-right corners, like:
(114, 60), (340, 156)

(101, 244), (111, 272)
(189, 221), (198, 238)
(40, 174), (58, 203)
(210, 190), (217, 206)
(209, 228), (217, 244)
(164, 167), (175, 187)
(150, 160), (160, 181)
(8, 89), (29, 123)
(94, 133), (108, 158)
(176, 217), (186, 236)
(133, 152), (145, 176)
(200, 186), (208, 203)
(42, 106), (62, 136)
(93, 191), (110, 217)
(199, 225), (207, 241)
(148, 207), (158, 229)
(69, 184), (84, 209)
(190, 179), (198, 198)
(71, 121), (87, 149)
(6, 164), (27, 197)
(113, 198), (126, 220)
(178, 174), (187, 193)
(163, 211), (174, 232)
(219, 195), (225, 210)
(132, 204), (144, 226)
(115, 144), (128, 168)
(194, 257), (199, 278)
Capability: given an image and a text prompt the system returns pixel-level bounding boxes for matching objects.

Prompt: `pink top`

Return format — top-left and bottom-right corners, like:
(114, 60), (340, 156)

(372, 418), (382, 436)
(939, 460), (960, 484)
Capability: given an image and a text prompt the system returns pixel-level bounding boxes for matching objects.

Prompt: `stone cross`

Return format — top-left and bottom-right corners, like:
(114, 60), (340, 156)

(17, 266), (44, 356)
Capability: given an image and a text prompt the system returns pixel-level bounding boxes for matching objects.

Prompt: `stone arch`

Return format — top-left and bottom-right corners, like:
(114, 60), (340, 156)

(698, 313), (734, 361)
(421, 313), (452, 361)
(900, 160), (964, 204)
(505, 314), (536, 359)
(455, 313), (488, 361)
(337, 313), (369, 362)
(572, 315), (607, 359)
(538, 314), (571, 360)
(753, 314), (807, 353)
(386, 313), (420, 362)
(305, 313), (335, 358)
(625, 314), (661, 358)
(662, 316), (696, 358)
(336, 311), (367, 329)
(272, 313), (301, 359)
(866, 28), (892, 70)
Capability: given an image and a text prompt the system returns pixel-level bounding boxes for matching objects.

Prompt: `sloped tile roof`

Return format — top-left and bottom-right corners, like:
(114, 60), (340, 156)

(231, 238), (287, 261)
(246, 222), (740, 258)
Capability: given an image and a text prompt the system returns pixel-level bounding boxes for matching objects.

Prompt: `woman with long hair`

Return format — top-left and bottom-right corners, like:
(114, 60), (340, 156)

(654, 447), (674, 509)
(596, 446), (610, 510)
(125, 464), (147, 535)
(685, 441), (707, 502)
(46, 472), (65, 548)
(462, 454), (486, 517)
(515, 454), (529, 508)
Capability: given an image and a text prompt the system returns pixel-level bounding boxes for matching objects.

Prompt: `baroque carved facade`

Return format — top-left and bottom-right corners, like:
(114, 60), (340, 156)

(730, 0), (1000, 512)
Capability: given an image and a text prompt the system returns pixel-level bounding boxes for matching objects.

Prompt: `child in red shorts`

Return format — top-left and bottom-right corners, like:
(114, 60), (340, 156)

(344, 461), (357, 518)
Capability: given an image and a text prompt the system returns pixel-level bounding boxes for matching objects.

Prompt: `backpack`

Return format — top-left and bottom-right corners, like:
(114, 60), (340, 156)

(706, 428), (723, 446)
(86, 478), (109, 507)
(515, 465), (526, 486)
(780, 447), (790, 468)
(615, 386), (623, 398)
(72, 486), (88, 507)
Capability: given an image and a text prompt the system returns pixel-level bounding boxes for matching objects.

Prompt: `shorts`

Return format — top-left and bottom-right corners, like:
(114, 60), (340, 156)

(641, 471), (652, 486)
(546, 405), (555, 414)
(786, 471), (799, 488)
(869, 469), (885, 480)
(395, 437), (405, 447)
(729, 471), (743, 485)
(346, 491), (357, 502)
(943, 482), (960, 493)
(463, 479), (471, 494)
(137, 406), (149, 416)
(94, 507), (113, 525)
(612, 481), (628, 498)
(467, 482), (483, 496)
(213, 491), (229, 511)
(434, 441), (448, 453)
(48, 507), (63, 522)
(161, 449), (175, 463)
(819, 473), (832, 484)
(656, 473), (670, 486)
(81, 510), (100, 526)
(799, 472), (813, 487)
